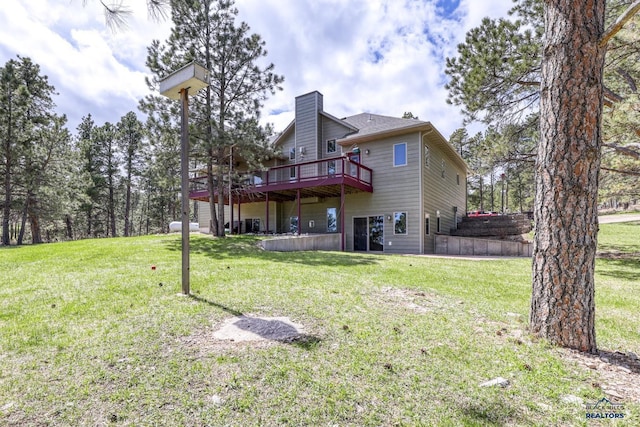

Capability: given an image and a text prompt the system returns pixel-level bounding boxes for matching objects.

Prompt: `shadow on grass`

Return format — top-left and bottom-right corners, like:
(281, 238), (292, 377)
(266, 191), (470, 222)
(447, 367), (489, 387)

(596, 254), (640, 282)
(165, 235), (378, 267)
(596, 349), (640, 374)
(189, 294), (243, 316)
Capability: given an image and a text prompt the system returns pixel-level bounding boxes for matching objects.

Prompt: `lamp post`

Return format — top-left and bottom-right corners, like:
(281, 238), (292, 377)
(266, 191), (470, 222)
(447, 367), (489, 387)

(159, 62), (209, 295)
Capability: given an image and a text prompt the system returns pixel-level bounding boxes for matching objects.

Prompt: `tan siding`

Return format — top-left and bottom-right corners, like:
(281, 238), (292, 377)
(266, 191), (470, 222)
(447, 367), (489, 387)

(233, 201), (278, 233)
(277, 198), (341, 234)
(343, 132), (422, 254)
(421, 133), (467, 253)
(321, 117), (353, 159)
(294, 92), (322, 161)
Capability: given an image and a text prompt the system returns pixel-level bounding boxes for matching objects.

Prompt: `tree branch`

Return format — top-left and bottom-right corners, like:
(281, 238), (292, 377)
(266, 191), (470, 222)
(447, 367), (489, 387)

(600, 0), (640, 47)
(601, 166), (640, 176)
(602, 143), (640, 159)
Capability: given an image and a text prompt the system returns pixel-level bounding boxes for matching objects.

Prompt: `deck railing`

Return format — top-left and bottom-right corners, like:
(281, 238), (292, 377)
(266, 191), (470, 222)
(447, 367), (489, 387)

(251, 157), (372, 188)
(190, 156), (373, 197)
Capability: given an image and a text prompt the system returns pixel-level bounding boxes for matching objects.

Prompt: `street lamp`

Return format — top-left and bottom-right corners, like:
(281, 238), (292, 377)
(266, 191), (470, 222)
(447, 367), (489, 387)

(159, 62), (209, 295)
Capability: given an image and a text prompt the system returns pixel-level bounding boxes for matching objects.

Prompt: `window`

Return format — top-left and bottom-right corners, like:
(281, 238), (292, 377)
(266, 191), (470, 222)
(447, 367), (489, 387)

(425, 214), (430, 235)
(245, 218), (260, 233)
(290, 166), (296, 179)
(328, 160), (336, 175)
(456, 173), (460, 185)
(424, 145), (430, 167)
(394, 212), (407, 234)
(393, 143), (407, 167)
(327, 208), (337, 232)
(327, 139), (336, 154)
(289, 216), (298, 233)
(289, 147), (296, 160)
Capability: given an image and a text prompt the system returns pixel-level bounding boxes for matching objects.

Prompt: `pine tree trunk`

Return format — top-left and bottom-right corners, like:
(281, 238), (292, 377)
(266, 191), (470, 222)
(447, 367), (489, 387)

(65, 214), (73, 240)
(124, 168), (132, 237)
(2, 142), (11, 246)
(530, 0), (605, 353)
(216, 145), (226, 237)
(17, 198), (28, 245)
(206, 160), (219, 236)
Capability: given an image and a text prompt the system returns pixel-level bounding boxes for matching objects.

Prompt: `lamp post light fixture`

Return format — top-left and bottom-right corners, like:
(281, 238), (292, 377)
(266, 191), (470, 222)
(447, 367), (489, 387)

(159, 62), (209, 295)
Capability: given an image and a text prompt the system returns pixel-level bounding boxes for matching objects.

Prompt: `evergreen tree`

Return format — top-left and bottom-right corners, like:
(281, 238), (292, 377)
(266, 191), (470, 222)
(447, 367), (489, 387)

(95, 123), (119, 237)
(20, 114), (72, 244)
(141, 0), (283, 237)
(117, 111), (145, 237)
(448, 0), (640, 351)
(0, 57), (57, 245)
(142, 112), (181, 233)
(445, 0), (640, 178)
(532, 1), (639, 352)
(77, 115), (107, 237)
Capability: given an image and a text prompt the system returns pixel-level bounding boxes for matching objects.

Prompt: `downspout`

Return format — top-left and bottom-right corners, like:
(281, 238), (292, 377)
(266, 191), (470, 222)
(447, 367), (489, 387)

(341, 183), (345, 251)
(265, 192), (269, 233)
(297, 188), (301, 236)
(419, 132), (424, 254)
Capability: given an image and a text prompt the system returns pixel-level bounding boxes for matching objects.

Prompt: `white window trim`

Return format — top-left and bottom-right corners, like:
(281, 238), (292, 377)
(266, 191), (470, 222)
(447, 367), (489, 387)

(393, 142), (407, 167)
(424, 145), (430, 168)
(327, 139), (337, 154)
(327, 207), (337, 233)
(393, 211), (408, 235)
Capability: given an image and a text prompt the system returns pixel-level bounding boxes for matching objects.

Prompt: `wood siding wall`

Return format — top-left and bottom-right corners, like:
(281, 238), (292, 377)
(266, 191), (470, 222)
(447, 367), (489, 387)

(343, 133), (422, 254)
(294, 92), (322, 162)
(421, 133), (467, 253)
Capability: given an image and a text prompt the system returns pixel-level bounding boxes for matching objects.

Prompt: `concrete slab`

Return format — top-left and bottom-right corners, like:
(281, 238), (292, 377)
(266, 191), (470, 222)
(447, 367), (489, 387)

(213, 316), (305, 342)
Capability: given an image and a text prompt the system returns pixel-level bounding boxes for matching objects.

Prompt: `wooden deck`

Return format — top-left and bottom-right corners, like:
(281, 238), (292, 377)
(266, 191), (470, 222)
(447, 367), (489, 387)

(190, 157), (373, 203)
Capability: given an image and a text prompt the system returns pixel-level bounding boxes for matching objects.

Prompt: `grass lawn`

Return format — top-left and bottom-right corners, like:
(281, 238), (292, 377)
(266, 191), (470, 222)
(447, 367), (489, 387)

(1, 222), (639, 426)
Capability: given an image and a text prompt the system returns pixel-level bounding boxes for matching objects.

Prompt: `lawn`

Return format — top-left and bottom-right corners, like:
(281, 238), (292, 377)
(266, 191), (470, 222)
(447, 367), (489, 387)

(0, 222), (638, 426)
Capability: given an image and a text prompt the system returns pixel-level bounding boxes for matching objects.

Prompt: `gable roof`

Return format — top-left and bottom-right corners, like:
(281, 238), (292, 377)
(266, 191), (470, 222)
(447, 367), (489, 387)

(339, 113), (429, 143)
(339, 113), (468, 173)
(271, 110), (358, 148)
(268, 98), (469, 172)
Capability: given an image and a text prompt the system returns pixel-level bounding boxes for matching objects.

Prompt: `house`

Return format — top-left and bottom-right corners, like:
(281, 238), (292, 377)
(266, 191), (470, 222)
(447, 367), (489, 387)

(192, 91), (468, 254)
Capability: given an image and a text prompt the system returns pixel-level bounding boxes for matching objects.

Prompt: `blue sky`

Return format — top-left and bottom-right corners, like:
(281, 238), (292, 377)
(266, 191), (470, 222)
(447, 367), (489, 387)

(0, 0), (514, 137)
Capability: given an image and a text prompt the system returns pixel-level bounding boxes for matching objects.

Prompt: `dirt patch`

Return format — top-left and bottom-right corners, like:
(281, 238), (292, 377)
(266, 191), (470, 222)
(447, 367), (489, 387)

(377, 287), (448, 314)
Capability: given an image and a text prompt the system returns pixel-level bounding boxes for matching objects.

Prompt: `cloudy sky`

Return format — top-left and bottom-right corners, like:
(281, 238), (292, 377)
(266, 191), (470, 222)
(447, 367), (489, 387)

(0, 0), (514, 138)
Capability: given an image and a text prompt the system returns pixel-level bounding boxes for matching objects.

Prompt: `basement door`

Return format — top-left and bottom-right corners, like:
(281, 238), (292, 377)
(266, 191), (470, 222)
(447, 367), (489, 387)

(353, 216), (384, 252)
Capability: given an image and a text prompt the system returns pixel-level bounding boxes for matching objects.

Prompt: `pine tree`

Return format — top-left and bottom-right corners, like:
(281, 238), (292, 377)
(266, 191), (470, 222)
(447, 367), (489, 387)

(141, 0), (283, 237)
(0, 56), (57, 245)
(117, 111), (145, 237)
(532, 0), (639, 352)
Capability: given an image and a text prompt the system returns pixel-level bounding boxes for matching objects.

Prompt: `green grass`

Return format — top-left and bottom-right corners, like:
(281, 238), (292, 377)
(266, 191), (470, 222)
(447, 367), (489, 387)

(0, 223), (638, 426)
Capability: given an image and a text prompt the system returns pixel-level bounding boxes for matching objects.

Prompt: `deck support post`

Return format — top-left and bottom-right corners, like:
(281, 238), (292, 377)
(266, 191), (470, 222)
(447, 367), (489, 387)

(238, 198), (241, 234)
(297, 189), (301, 235)
(341, 184), (345, 251)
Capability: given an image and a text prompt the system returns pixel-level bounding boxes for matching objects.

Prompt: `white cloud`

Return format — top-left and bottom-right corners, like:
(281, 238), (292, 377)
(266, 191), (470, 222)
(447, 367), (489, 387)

(0, 0), (513, 136)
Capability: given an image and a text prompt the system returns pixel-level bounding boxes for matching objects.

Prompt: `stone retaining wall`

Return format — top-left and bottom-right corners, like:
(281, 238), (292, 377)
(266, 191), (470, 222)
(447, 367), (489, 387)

(435, 234), (532, 257)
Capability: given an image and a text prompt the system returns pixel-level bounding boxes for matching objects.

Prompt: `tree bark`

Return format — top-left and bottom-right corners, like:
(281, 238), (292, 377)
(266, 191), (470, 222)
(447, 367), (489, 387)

(124, 163), (132, 237)
(530, 0), (606, 353)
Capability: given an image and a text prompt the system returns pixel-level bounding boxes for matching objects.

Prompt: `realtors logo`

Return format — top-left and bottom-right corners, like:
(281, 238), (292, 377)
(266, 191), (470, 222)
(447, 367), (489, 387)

(585, 397), (625, 420)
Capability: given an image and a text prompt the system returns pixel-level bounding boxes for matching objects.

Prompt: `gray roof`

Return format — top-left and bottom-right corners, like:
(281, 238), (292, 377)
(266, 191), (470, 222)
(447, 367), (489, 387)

(340, 113), (428, 140)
